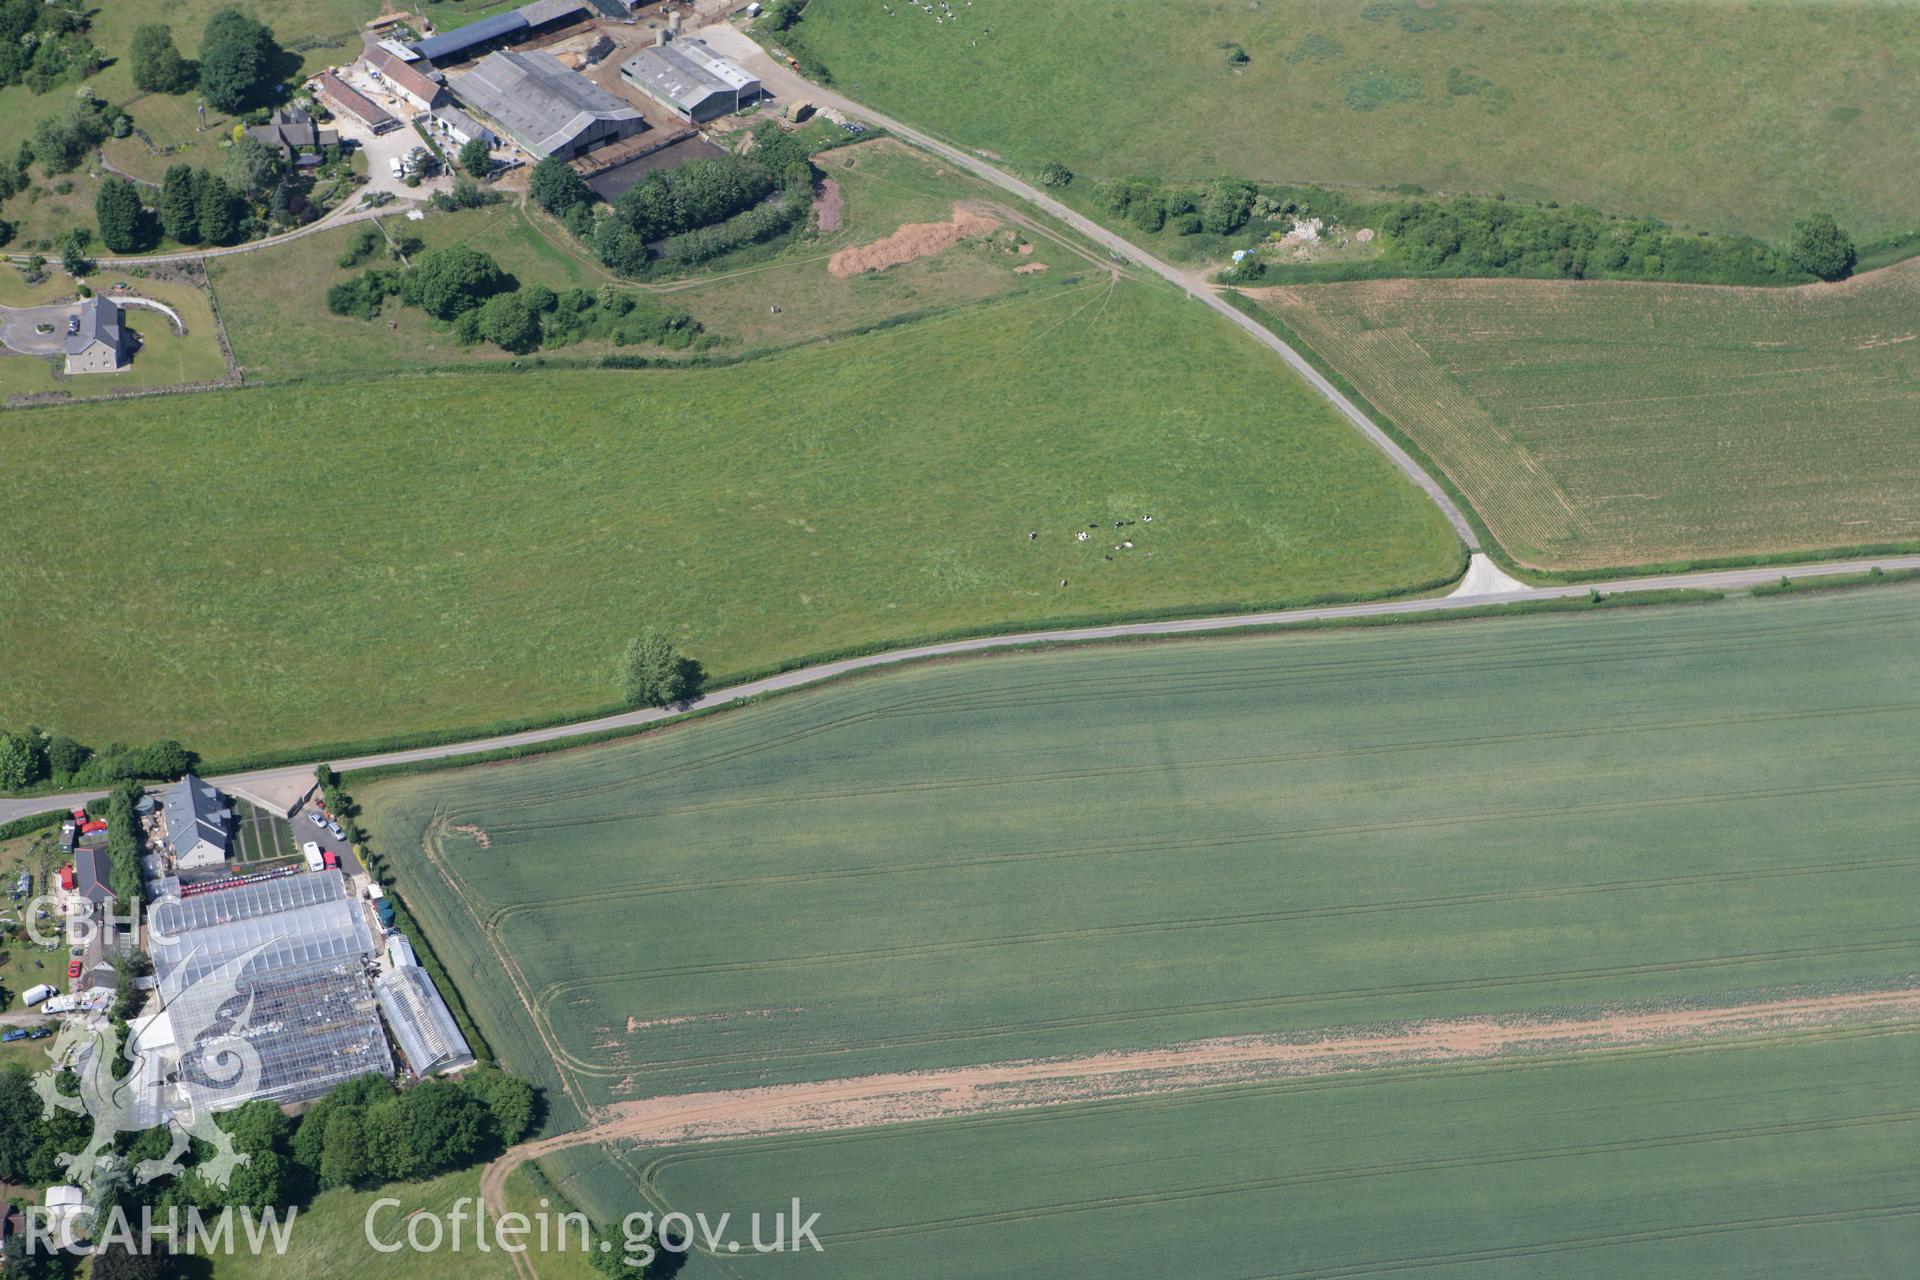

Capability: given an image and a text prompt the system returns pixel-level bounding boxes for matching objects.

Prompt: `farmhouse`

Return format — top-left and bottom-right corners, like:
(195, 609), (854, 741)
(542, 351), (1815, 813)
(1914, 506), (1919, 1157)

(620, 38), (762, 123)
(244, 108), (340, 167)
(361, 41), (446, 112)
(160, 773), (232, 870)
(450, 50), (643, 159)
(63, 297), (131, 374)
(314, 72), (399, 134)
(70, 846), (115, 907)
(409, 0), (588, 66)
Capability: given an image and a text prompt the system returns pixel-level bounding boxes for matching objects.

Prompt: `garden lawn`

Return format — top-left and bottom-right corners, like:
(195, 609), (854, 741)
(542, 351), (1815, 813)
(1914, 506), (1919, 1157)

(0, 277), (228, 399)
(358, 585), (1920, 1112)
(1250, 261), (1920, 569)
(789, 0), (1920, 241)
(0, 279), (1460, 757)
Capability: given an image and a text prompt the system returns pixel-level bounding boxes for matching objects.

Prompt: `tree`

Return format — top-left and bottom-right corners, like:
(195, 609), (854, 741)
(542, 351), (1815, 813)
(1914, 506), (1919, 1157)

(0, 1066), (41, 1181)
(1787, 212), (1855, 281)
(197, 9), (281, 114)
(399, 245), (506, 319)
(219, 134), (281, 200)
(129, 23), (194, 94)
(194, 173), (243, 245)
(317, 1106), (369, 1189)
(474, 290), (539, 353)
(619, 628), (692, 707)
(363, 1081), (490, 1183)
(95, 175), (150, 253)
(530, 154), (589, 215)
(460, 1067), (537, 1145)
(88, 1239), (173, 1280)
(1037, 161), (1072, 188)
(47, 733), (88, 776)
(30, 97), (111, 174)
(459, 136), (491, 179)
(158, 164), (200, 243)
(0, 733), (37, 790)
(1199, 177), (1254, 236)
(59, 227), (93, 277)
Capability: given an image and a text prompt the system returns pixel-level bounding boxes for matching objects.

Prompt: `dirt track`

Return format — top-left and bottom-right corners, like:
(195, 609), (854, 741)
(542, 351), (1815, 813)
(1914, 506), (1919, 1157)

(479, 986), (1920, 1246)
(827, 204), (998, 276)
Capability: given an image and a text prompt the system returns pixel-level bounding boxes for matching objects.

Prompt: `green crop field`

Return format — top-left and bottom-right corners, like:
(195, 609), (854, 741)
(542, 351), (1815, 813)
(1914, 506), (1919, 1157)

(1250, 262), (1920, 570)
(627, 1033), (1918, 1278)
(359, 585), (1920, 1113)
(0, 278), (1458, 757)
(789, 0), (1920, 241)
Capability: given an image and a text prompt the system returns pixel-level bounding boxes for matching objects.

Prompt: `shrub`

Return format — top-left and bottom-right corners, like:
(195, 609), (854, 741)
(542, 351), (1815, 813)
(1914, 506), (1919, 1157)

(1037, 161), (1072, 188)
(529, 154), (588, 215)
(474, 290), (539, 353)
(400, 245), (506, 319)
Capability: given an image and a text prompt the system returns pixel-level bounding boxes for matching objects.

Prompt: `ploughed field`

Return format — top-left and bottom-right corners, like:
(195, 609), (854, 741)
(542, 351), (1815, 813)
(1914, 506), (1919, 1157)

(790, 0), (1920, 241)
(0, 280), (1458, 757)
(1252, 262), (1920, 569)
(362, 584), (1920, 1269)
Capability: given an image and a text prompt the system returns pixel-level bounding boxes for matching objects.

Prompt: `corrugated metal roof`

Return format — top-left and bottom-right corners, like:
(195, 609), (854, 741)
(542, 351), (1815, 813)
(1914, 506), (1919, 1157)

(619, 40), (759, 115)
(450, 50), (641, 156)
(412, 11), (529, 63)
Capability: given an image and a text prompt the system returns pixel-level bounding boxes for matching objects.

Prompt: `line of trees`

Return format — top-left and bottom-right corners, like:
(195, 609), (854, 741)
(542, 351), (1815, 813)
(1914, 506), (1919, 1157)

(0, 728), (193, 794)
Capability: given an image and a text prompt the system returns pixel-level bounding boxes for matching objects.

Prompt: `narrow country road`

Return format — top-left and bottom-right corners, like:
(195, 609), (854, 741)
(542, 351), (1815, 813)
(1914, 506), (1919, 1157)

(3, 553), (1915, 825)
(695, 23), (1481, 547)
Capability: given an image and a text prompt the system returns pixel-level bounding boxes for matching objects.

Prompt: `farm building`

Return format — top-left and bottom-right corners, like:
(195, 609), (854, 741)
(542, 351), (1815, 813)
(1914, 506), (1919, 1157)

(64, 297), (130, 374)
(161, 773), (231, 870)
(620, 38), (762, 122)
(361, 41), (446, 111)
(431, 103), (499, 149)
(140, 873), (391, 1122)
(314, 72), (399, 133)
(376, 963), (476, 1077)
(244, 109), (340, 167)
(70, 846), (115, 907)
(409, 0), (588, 66)
(450, 51), (643, 158)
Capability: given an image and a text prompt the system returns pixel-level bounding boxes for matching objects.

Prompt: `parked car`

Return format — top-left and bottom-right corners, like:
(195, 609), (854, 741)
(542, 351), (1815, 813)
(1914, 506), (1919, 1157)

(66, 960), (82, 980)
(326, 822), (345, 840)
(66, 315), (79, 335)
(389, 156), (405, 178)
(26, 1025), (51, 1040)
(322, 850), (339, 869)
(1, 1029), (25, 1043)
(841, 120), (867, 135)
(309, 813), (327, 829)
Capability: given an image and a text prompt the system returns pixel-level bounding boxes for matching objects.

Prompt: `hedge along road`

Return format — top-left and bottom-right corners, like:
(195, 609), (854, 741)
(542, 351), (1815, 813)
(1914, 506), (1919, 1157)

(694, 22), (1481, 547)
(3, 553), (1917, 826)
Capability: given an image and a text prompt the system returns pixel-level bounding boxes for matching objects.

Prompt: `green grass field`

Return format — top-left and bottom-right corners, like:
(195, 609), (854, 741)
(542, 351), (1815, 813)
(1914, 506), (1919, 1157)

(359, 584), (1920, 1115)
(0, 278), (1459, 757)
(789, 0), (1920, 241)
(208, 140), (1093, 381)
(629, 1032), (1919, 1278)
(1249, 261), (1920, 569)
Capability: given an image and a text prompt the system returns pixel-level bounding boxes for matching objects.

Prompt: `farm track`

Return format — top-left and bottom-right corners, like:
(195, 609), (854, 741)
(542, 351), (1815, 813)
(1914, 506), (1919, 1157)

(480, 990), (1920, 1254)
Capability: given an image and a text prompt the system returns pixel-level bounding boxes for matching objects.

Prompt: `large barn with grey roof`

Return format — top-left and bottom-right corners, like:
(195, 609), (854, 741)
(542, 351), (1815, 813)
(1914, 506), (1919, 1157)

(449, 50), (643, 159)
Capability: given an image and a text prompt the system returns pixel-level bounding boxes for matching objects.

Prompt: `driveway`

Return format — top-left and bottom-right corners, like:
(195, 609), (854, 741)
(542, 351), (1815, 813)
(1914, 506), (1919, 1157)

(333, 71), (457, 202)
(0, 302), (78, 356)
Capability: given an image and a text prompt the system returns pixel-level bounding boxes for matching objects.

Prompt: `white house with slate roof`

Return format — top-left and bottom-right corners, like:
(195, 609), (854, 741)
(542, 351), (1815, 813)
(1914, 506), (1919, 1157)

(64, 296), (132, 374)
(161, 773), (231, 870)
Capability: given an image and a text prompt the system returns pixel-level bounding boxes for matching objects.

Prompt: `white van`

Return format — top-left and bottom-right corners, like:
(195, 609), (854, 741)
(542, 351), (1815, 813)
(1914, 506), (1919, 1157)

(389, 156), (405, 179)
(22, 983), (56, 1007)
(303, 841), (325, 873)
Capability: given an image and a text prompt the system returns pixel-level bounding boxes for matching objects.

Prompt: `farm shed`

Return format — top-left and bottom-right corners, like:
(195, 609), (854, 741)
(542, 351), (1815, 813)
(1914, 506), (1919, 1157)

(64, 297), (130, 374)
(361, 41), (446, 111)
(450, 51), (644, 158)
(410, 0), (585, 66)
(143, 873), (391, 1121)
(376, 964), (476, 1077)
(431, 103), (500, 149)
(314, 72), (399, 133)
(161, 773), (231, 869)
(620, 38), (762, 122)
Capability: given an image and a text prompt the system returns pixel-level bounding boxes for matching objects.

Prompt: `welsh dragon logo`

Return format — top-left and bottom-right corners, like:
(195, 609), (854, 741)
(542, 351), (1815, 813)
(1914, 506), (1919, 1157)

(33, 938), (274, 1192)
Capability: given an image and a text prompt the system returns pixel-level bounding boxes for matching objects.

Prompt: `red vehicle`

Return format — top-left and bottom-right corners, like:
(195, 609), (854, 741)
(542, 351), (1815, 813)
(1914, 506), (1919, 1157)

(67, 959), (83, 980)
(322, 850), (339, 869)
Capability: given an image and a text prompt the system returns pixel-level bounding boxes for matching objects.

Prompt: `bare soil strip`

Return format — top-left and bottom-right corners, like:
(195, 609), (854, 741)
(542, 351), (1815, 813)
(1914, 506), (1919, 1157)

(480, 986), (1920, 1232)
(828, 203), (999, 276)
